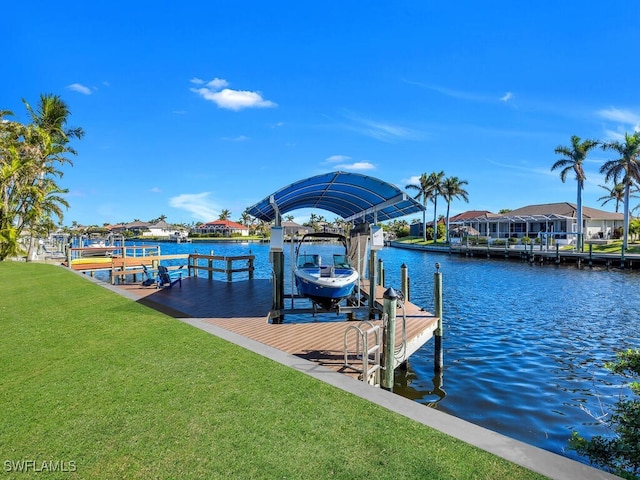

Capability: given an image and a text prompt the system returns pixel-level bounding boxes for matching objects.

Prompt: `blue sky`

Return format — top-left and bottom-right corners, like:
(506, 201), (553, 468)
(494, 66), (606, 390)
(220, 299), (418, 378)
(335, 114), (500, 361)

(4, 1), (640, 227)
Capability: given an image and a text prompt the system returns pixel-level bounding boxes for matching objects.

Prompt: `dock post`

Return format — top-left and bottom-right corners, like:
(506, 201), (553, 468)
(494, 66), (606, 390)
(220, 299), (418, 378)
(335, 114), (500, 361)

(369, 250), (378, 318)
(226, 257), (233, 282)
(529, 242), (534, 263)
(400, 263), (409, 302)
(382, 287), (398, 391)
(248, 256), (254, 280)
(434, 263), (444, 373)
(273, 250), (285, 323)
(589, 243), (593, 268)
(555, 244), (560, 265)
(621, 249), (625, 269)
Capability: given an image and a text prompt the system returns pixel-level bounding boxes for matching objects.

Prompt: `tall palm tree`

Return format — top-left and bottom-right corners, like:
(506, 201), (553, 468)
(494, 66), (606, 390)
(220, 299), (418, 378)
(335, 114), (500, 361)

(600, 131), (640, 251)
(442, 176), (469, 242)
(551, 135), (599, 252)
(425, 171), (445, 242)
(23, 93), (84, 149)
(406, 173), (429, 241)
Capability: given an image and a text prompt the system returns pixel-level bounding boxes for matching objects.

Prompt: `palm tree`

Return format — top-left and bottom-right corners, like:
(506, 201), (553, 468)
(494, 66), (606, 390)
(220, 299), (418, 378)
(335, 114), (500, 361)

(218, 209), (231, 221)
(551, 135), (599, 252)
(442, 176), (469, 242)
(597, 183), (630, 213)
(0, 99), (81, 260)
(425, 171), (445, 242)
(239, 210), (253, 227)
(600, 132), (640, 251)
(406, 173), (429, 241)
(23, 93), (84, 148)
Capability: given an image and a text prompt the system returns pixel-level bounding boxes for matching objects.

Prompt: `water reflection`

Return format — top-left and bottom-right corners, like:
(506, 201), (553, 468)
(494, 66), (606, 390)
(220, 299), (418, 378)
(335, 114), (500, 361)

(394, 363), (447, 407)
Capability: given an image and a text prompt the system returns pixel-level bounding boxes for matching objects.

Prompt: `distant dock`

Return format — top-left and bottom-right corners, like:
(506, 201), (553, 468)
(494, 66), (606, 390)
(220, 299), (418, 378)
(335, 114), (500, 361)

(392, 241), (640, 270)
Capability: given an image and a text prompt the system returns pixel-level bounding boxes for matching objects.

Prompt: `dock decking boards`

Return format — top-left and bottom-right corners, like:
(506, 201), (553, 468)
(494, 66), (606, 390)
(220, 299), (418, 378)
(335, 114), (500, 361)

(115, 276), (439, 378)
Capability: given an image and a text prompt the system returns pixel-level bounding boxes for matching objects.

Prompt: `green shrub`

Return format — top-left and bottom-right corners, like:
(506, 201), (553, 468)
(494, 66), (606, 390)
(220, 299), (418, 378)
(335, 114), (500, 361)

(570, 349), (640, 479)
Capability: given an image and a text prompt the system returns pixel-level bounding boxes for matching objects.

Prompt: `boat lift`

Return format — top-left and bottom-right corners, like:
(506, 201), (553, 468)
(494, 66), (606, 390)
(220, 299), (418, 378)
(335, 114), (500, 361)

(244, 171), (425, 323)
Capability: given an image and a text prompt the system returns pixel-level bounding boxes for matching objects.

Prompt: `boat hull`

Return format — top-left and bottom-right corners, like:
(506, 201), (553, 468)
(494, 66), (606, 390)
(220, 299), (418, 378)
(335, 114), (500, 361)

(294, 267), (358, 310)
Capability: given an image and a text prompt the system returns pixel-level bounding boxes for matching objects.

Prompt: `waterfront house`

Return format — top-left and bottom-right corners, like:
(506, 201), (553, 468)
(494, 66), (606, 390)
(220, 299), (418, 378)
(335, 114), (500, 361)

(194, 220), (249, 237)
(282, 221), (313, 237)
(450, 202), (624, 245)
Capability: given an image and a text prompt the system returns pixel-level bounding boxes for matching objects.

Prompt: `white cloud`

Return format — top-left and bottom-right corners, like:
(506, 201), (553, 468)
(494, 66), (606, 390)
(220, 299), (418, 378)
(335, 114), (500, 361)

(335, 161), (375, 171)
(150, 187), (162, 193)
(169, 192), (220, 221)
(404, 175), (421, 186)
(500, 92), (513, 102)
(190, 77), (205, 85)
(190, 77), (277, 111)
(597, 107), (640, 125)
(326, 154), (351, 163)
(221, 135), (250, 142)
(67, 83), (91, 95)
(199, 88), (276, 111)
(206, 77), (229, 89)
(344, 112), (417, 142)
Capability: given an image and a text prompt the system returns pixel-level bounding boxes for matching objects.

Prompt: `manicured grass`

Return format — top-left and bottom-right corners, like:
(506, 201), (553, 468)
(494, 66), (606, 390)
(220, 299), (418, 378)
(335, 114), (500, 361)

(0, 262), (546, 479)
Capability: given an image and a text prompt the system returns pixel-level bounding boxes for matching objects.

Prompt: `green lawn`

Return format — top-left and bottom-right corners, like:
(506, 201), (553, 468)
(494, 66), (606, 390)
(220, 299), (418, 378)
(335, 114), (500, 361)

(0, 262), (546, 479)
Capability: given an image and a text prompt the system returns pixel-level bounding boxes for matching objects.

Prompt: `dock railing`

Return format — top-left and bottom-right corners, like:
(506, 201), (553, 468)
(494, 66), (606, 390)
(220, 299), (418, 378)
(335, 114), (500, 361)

(187, 254), (255, 282)
(67, 247), (255, 284)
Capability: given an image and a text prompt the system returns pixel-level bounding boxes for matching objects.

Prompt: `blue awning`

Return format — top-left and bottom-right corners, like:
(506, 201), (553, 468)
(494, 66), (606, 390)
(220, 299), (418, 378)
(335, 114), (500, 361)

(246, 171), (424, 223)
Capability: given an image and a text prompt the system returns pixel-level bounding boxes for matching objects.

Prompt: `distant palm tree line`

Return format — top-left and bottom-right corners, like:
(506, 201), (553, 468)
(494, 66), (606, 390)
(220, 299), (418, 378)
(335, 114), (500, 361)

(552, 132), (640, 251)
(405, 171), (470, 243)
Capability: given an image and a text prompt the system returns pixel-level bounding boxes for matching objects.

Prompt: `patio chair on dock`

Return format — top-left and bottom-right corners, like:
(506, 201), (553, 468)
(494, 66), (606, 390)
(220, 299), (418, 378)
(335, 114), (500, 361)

(157, 265), (183, 289)
(141, 265), (157, 287)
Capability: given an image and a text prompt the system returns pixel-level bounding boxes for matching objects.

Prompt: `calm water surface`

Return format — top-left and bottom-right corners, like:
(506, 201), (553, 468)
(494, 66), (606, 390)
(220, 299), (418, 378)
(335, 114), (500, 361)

(133, 240), (640, 465)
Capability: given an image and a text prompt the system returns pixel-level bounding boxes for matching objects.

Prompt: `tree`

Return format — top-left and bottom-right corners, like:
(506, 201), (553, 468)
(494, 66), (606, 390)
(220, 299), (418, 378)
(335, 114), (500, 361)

(406, 173), (430, 242)
(442, 176), (469, 242)
(551, 135), (599, 252)
(0, 96), (82, 260)
(219, 209), (231, 221)
(24, 93), (84, 147)
(598, 183), (628, 213)
(425, 171), (445, 243)
(600, 132), (640, 251)
(570, 349), (640, 478)
(239, 210), (253, 228)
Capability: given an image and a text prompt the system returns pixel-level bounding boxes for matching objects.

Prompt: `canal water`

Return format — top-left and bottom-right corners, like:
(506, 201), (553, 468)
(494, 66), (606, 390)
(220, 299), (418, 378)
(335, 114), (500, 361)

(131, 240), (639, 466)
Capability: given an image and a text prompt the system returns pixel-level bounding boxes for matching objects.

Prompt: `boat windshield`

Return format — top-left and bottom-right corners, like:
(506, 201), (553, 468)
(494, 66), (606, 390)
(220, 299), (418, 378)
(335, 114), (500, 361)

(297, 254), (320, 268)
(333, 255), (351, 268)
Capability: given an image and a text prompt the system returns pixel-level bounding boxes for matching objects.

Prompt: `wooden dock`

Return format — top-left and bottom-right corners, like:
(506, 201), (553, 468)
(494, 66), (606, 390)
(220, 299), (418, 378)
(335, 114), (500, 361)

(114, 276), (439, 382)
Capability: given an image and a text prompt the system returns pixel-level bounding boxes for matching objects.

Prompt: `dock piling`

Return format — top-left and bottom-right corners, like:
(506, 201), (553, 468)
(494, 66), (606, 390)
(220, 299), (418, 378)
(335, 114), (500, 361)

(400, 263), (409, 302)
(434, 263), (443, 373)
(381, 287), (398, 391)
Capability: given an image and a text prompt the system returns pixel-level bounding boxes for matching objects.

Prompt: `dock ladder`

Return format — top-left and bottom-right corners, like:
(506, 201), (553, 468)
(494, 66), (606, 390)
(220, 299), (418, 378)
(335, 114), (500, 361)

(343, 320), (381, 387)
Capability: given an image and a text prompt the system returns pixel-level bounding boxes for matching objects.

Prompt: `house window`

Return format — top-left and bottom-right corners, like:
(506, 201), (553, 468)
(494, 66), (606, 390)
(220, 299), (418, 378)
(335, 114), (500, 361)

(513, 222), (526, 233)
